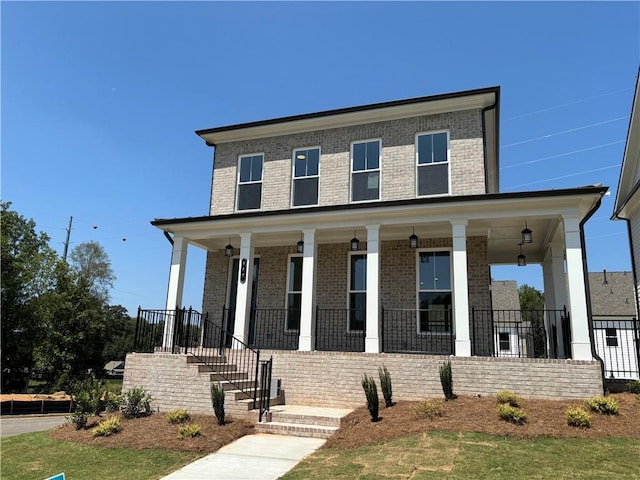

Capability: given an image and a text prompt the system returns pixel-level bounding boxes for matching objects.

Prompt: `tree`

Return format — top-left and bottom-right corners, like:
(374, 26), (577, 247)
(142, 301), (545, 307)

(519, 284), (545, 311)
(102, 306), (136, 362)
(518, 284), (546, 357)
(69, 241), (115, 302)
(1, 202), (58, 392)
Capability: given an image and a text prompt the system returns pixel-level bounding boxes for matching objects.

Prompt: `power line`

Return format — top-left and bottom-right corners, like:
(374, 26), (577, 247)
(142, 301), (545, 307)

(502, 116), (628, 148)
(502, 164), (620, 190)
(501, 140), (625, 170)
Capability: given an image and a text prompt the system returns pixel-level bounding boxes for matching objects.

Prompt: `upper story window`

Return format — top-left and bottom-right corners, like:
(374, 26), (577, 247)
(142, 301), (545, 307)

(351, 139), (380, 202)
(292, 147), (319, 207)
(237, 154), (263, 211)
(416, 131), (449, 196)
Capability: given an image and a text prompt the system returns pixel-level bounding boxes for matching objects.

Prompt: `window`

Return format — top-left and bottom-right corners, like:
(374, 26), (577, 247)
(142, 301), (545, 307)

(292, 147), (319, 207)
(348, 253), (366, 331)
(605, 328), (618, 347)
(237, 154), (263, 211)
(417, 251), (452, 333)
(285, 256), (303, 331)
(351, 140), (380, 202)
(498, 332), (511, 351)
(416, 132), (449, 196)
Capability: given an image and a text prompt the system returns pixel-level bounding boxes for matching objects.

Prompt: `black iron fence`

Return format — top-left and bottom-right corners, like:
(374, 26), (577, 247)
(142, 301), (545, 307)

(593, 318), (640, 380)
(382, 308), (454, 355)
(315, 308), (365, 352)
(250, 308), (300, 350)
(134, 307), (169, 353)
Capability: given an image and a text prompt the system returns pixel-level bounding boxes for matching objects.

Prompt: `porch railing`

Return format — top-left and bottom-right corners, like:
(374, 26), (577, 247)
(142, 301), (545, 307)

(471, 308), (568, 358)
(382, 308), (454, 355)
(593, 318), (640, 380)
(134, 307), (168, 353)
(315, 308), (365, 352)
(250, 308), (300, 350)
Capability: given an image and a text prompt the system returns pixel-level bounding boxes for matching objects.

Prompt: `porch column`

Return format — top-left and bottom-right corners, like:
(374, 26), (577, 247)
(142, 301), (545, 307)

(299, 229), (317, 351)
(365, 224), (381, 353)
(163, 235), (188, 349)
(451, 220), (471, 356)
(563, 215), (592, 360)
(547, 242), (568, 358)
(233, 233), (255, 346)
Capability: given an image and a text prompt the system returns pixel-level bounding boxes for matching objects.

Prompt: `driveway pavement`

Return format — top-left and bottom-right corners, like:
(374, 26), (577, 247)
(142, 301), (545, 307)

(0, 415), (67, 437)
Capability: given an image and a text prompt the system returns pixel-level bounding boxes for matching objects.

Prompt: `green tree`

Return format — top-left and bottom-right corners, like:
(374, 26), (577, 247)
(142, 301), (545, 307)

(518, 284), (546, 357)
(519, 284), (545, 311)
(69, 241), (116, 302)
(1, 202), (58, 392)
(102, 306), (136, 362)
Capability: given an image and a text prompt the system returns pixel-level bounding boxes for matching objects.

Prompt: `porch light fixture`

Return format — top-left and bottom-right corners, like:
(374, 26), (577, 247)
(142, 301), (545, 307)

(409, 227), (419, 248)
(517, 243), (526, 267)
(296, 233), (304, 254)
(224, 240), (234, 257)
(521, 220), (533, 244)
(350, 230), (360, 251)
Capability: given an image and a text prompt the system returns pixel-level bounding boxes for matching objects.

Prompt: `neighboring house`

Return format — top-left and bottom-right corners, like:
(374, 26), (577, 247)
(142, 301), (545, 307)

(589, 270), (640, 380)
(104, 360), (125, 376)
(124, 86), (608, 412)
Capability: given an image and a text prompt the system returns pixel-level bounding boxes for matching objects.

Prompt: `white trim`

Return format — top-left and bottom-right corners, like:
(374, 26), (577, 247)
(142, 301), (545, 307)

(347, 250), (367, 332)
(285, 253), (303, 332)
(415, 130), (451, 198)
(236, 152), (265, 212)
(350, 138), (382, 203)
(290, 146), (321, 208)
(415, 248), (453, 334)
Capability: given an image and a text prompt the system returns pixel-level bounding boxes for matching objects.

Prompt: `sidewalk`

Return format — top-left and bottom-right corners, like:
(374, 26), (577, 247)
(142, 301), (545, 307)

(160, 433), (325, 480)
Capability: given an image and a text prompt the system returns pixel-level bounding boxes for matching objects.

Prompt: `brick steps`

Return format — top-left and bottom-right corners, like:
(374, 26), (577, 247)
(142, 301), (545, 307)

(254, 404), (353, 439)
(255, 421), (338, 439)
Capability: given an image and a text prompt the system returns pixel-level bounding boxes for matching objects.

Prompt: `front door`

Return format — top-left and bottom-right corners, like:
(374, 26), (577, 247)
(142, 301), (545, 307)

(227, 257), (260, 346)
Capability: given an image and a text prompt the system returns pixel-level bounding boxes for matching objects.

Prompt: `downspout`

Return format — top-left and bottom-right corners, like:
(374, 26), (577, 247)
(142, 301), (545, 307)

(481, 95), (499, 193)
(163, 231), (174, 246)
(579, 193), (607, 393)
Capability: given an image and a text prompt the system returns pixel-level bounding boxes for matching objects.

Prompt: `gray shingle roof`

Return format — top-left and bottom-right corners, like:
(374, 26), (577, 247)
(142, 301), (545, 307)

(491, 280), (521, 310)
(588, 270), (636, 317)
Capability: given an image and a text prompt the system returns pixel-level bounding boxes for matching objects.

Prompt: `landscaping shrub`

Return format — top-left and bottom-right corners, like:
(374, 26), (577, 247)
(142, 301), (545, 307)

(413, 400), (444, 420)
(68, 411), (89, 430)
(439, 360), (456, 400)
(71, 375), (107, 416)
(361, 374), (379, 422)
(496, 390), (521, 407)
(378, 365), (393, 408)
(496, 403), (527, 424)
(566, 407), (591, 428)
(93, 416), (122, 437)
(177, 423), (202, 438)
(585, 395), (619, 415)
(210, 383), (226, 426)
(166, 409), (191, 424)
(121, 387), (153, 419)
(104, 391), (122, 413)
(625, 380), (640, 394)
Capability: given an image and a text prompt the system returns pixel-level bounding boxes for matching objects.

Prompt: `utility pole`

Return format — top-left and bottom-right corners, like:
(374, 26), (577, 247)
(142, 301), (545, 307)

(62, 216), (73, 261)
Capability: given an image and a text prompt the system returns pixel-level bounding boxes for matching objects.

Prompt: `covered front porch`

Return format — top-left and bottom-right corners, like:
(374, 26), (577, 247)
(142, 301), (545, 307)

(149, 186), (606, 361)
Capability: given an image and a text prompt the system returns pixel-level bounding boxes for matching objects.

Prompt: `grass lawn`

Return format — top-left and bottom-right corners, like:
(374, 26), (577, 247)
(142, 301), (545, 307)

(0, 432), (203, 480)
(103, 377), (123, 394)
(281, 431), (640, 480)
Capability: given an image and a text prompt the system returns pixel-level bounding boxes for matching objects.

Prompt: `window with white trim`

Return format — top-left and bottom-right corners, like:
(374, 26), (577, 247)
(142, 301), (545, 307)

(237, 154), (263, 211)
(351, 140), (380, 202)
(416, 131), (449, 196)
(417, 250), (452, 333)
(286, 255), (303, 331)
(348, 253), (366, 331)
(292, 147), (319, 207)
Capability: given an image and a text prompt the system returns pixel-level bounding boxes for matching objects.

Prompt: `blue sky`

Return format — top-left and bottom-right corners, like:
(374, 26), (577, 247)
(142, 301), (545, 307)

(2, 2), (639, 316)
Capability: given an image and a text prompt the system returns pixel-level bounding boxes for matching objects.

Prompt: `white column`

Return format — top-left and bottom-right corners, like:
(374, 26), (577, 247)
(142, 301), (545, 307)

(233, 233), (254, 346)
(451, 220), (471, 356)
(163, 236), (188, 349)
(365, 224), (381, 353)
(550, 242), (568, 358)
(542, 251), (556, 357)
(563, 215), (592, 360)
(299, 229), (317, 351)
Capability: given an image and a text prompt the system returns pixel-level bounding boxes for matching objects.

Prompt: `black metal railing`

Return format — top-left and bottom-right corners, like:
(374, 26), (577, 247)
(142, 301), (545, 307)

(471, 309), (568, 358)
(134, 307), (169, 353)
(315, 308), (365, 352)
(382, 308), (454, 355)
(593, 318), (640, 380)
(250, 308), (300, 350)
(258, 357), (273, 422)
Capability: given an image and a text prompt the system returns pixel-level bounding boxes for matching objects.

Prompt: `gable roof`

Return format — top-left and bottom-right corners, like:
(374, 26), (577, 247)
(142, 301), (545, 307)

(588, 270), (636, 317)
(491, 280), (521, 310)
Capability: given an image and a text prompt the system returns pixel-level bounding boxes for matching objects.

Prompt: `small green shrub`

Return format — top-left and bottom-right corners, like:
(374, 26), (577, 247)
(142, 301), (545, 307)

(496, 403), (527, 424)
(439, 360), (456, 400)
(585, 395), (619, 415)
(566, 407), (591, 428)
(177, 423), (202, 438)
(210, 383), (226, 426)
(496, 390), (521, 407)
(121, 387), (153, 419)
(361, 374), (379, 422)
(378, 365), (393, 408)
(92, 416), (122, 437)
(625, 380), (640, 394)
(70, 375), (107, 416)
(67, 411), (89, 430)
(166, 409), (191, 424)
(414, 400), (444, 420)
(104, 392), (122, 413)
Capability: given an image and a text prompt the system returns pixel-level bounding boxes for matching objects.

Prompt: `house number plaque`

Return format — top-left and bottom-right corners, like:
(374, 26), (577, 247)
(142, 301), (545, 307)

(240, 258), (247, 283)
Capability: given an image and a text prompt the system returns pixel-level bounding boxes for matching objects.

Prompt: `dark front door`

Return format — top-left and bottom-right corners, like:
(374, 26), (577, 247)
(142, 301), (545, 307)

(227, 257), (260, 346)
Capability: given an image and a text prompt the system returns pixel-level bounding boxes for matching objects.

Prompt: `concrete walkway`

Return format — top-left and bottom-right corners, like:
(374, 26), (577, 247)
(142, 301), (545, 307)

(0, 414), (67, 437)
(160, 433), (325, 480)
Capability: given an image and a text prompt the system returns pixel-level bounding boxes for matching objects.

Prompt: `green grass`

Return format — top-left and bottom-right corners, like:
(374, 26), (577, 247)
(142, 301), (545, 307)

(103, 378), (123, 394)
(280, 431), (640, 480)
(0, 432), (202, 480)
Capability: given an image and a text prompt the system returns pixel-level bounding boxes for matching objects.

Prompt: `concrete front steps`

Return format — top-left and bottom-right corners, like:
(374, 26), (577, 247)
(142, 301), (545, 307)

(254, 405), (353, 439)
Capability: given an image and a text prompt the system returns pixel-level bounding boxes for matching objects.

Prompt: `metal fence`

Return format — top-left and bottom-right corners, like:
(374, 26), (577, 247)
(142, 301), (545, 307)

(250, 308), (300, 350)
(593, 318), (640, 380)
(382, 308), (454, 355)
(315, 308), (365, 352)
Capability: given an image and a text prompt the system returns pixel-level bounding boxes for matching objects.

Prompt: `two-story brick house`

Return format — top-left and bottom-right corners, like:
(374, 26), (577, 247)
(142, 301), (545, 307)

(125, 86), (607, 411)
